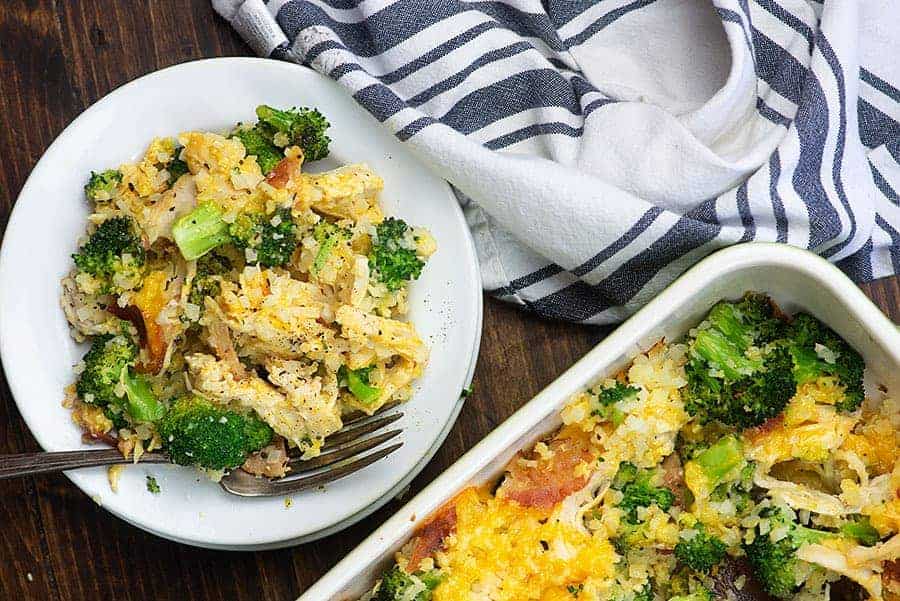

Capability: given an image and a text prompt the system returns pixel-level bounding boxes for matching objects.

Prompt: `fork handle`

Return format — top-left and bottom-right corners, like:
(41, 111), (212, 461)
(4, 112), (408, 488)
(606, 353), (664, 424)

(0, 449), (169, 480)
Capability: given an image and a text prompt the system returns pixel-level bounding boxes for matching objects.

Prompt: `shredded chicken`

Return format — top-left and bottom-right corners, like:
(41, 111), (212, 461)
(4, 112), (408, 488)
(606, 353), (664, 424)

(205, 308), (247, 380)
(186, 353), (312, 450)
(798, 544), (883, 600)
(141, 173), (197, 242)
(754, 472), (851, 516)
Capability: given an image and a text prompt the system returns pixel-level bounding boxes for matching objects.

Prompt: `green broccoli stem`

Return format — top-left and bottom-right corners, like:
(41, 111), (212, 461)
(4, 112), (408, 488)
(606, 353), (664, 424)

(313, 231), (340, 273)
(347, 370), (380, 404)
(122, 368), (165, 422)
(841, 518), (880, 546)
(172, 204), (231, 260)
(691, 435), (745, 485)
(340, 366), (381, 404)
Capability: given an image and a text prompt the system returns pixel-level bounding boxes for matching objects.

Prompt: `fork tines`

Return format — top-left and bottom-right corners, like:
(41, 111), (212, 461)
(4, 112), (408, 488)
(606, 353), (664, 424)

(219, 406), (405, 497)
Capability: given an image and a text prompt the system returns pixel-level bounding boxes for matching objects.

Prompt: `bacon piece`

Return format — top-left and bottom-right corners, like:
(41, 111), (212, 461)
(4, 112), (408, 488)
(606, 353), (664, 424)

(498, 431), (595, 510)
(107, 304), (147, 346)
(266, 157), (302, 189)
(407, 502), (458, 571)
(108, 298), (166, 375)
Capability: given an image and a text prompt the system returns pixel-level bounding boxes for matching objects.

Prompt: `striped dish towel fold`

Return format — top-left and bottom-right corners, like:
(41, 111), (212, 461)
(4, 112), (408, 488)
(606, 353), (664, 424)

(213, 0), (900, 325)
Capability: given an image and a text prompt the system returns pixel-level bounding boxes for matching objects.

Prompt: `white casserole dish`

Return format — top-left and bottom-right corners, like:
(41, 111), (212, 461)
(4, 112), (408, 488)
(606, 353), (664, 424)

(300, 242), (900, 600)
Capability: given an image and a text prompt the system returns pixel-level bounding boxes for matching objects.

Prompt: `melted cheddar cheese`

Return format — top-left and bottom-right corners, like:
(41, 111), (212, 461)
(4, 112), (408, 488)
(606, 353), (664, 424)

(432, 488), (617, 601)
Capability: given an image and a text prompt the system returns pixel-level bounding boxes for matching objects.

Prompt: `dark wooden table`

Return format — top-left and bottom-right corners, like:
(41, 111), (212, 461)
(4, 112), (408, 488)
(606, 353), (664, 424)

(0, 1), (897, 599)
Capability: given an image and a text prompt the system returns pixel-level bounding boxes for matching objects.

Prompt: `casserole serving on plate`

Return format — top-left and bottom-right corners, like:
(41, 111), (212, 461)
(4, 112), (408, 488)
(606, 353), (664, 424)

(0, 58), (482, 549)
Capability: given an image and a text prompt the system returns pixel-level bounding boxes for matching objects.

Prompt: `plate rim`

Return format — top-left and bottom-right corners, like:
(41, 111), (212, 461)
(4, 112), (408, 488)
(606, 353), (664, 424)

(0, 56), (484, 549)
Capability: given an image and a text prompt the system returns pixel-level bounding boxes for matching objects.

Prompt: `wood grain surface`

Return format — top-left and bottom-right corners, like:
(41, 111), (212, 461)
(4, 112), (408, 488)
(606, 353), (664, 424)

(0, 1), (897, 599)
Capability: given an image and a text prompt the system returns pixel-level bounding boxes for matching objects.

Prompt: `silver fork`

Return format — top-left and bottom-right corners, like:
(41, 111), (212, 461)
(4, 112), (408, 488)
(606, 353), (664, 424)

(0, 405), (404, 497)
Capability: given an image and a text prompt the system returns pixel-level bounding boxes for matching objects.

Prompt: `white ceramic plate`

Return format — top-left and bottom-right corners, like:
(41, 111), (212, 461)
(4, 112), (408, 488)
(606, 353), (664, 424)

(0, 58), (482, 550)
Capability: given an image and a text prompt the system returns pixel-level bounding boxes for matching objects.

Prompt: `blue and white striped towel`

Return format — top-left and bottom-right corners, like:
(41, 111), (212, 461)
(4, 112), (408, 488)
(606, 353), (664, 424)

(213, 0), (900, 325)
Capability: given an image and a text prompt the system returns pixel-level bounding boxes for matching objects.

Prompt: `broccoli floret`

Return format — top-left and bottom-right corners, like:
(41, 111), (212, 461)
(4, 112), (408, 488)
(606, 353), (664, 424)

(369, 218), (425, 291)
(338, 365), (381, 404)
(841, 516), (880, 546)
(172, 203), (232, 261)
(229, 208), (297, 267)
(612, 462), (639, 488)
(174, 204), (298, 265)
(76, 334), (164, 422)
(84, 169), (122, 203)
(374, 565), (443, 601)
(674, 528), (727, 573)
(77, 334), (134, 406)
(612, 462), (675, 523)
(787, 313), (865, 412)
(167, 157), (189, 184)
(158, 396), (273, 470)
(188, 252), (232, 311)
(312, 220), (349, 274)
(255, 105), (331, 161)
(72, 216), (146, 294)
(744, 508), (831, 599)
(231, 126), (283, 174)
(591, 381), (639, 425)
(243, 413), (276, 451)
(684, 294), (795, 428)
